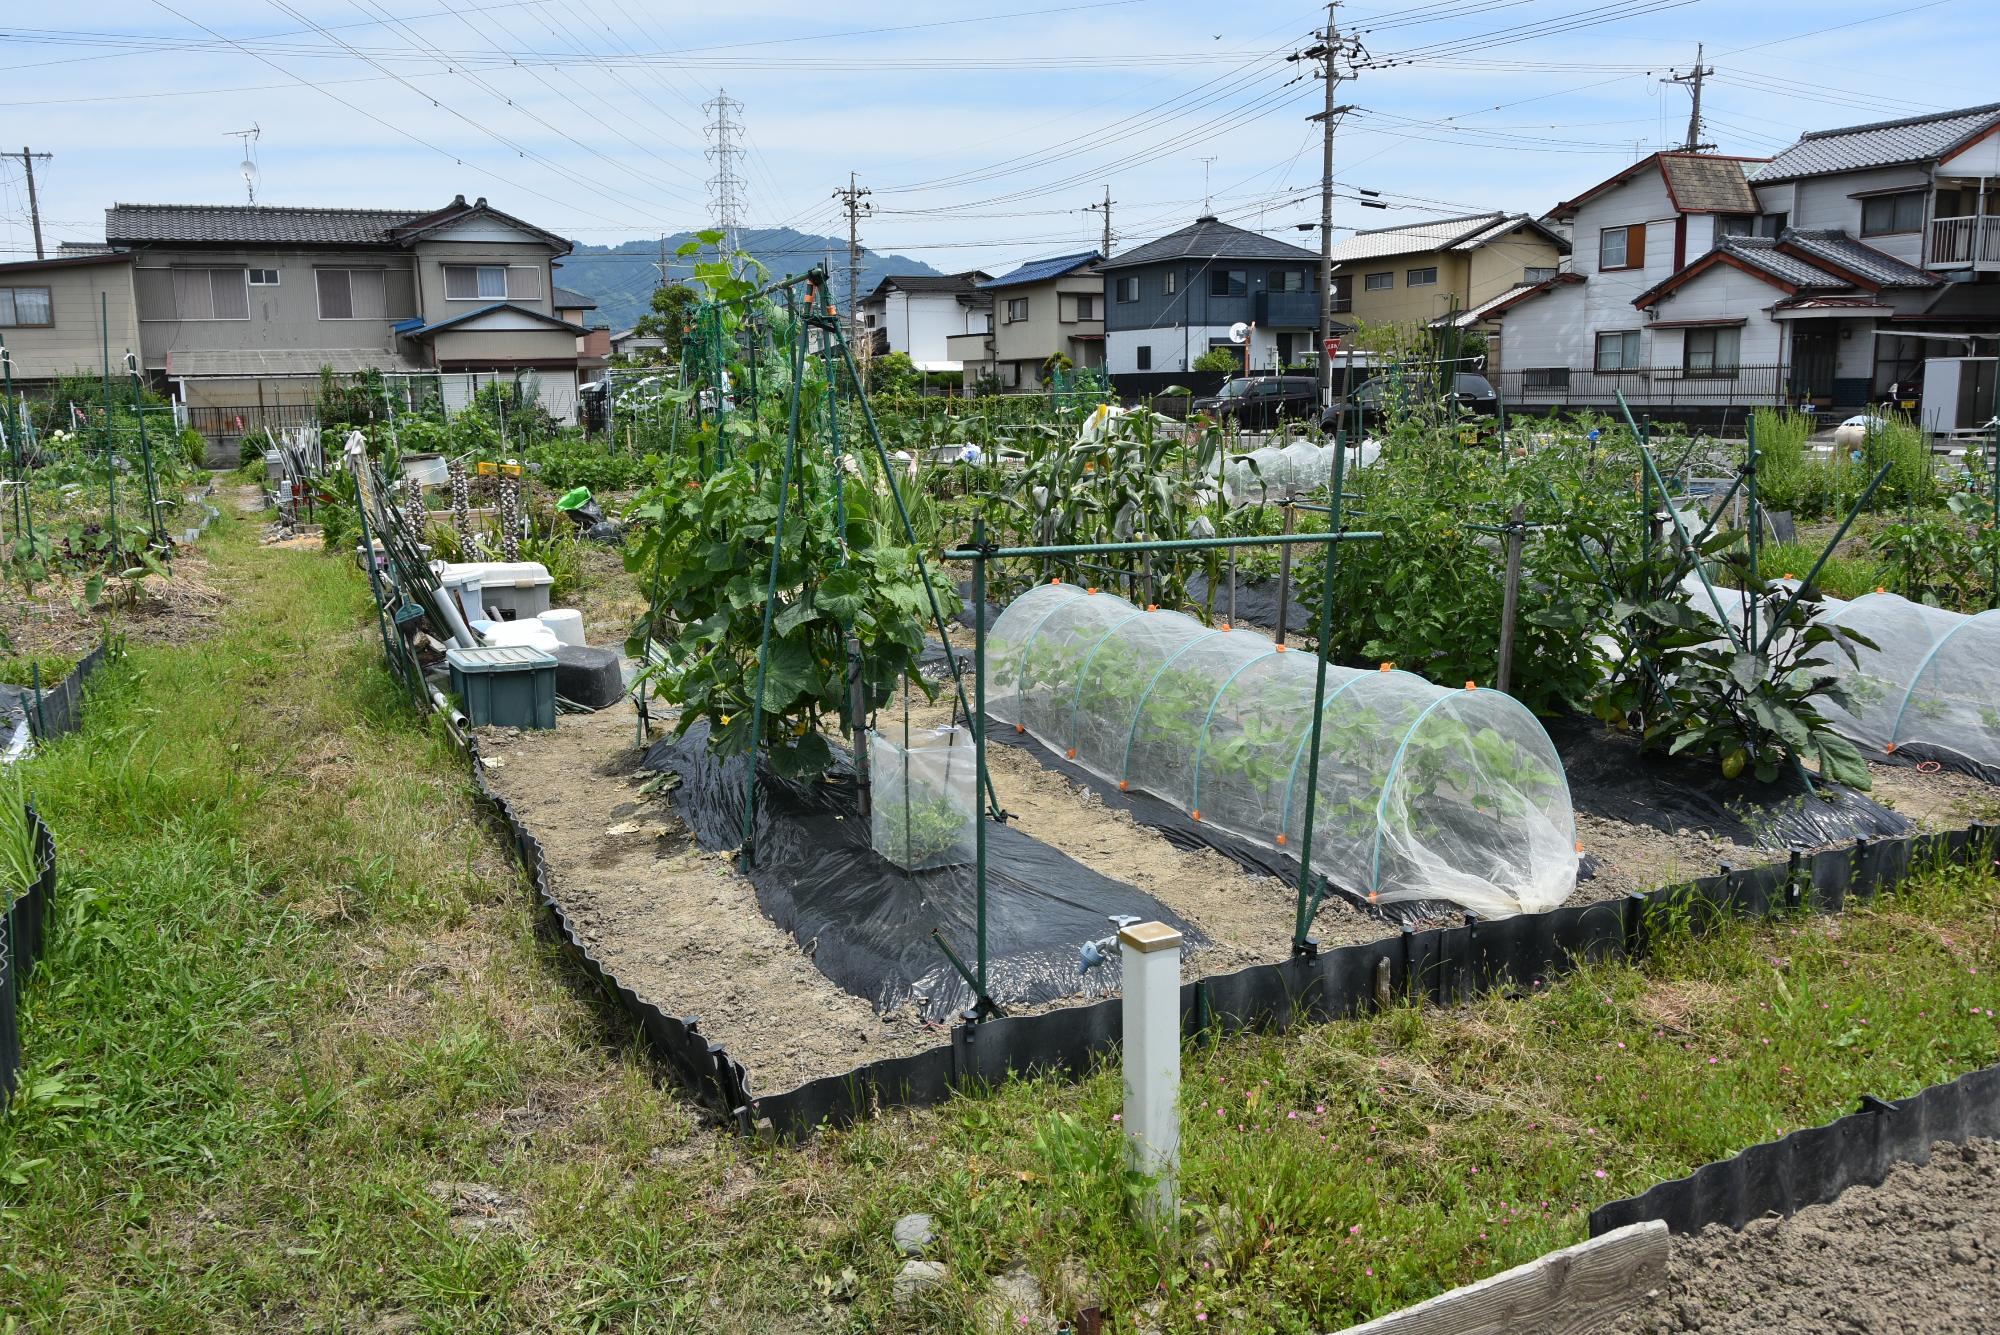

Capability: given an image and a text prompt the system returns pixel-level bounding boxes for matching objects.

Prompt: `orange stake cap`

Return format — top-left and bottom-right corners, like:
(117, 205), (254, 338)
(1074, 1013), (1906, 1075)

(1275, 833), (1288, 846)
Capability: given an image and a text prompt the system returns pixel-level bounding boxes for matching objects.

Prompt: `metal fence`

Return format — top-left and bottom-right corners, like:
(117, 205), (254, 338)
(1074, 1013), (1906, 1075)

(1493, 364), (1788, 410)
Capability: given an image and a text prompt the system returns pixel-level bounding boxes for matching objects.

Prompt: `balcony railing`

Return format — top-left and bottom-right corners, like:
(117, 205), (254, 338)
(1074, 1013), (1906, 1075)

(1493, 364), (1787, 407)
(1928, 215), (2000, 269)
(1256, 289), (1323, 327)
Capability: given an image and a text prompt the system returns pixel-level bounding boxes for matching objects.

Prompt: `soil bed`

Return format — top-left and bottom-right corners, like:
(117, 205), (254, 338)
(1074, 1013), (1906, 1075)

(1612, 1138), (2000, 1334)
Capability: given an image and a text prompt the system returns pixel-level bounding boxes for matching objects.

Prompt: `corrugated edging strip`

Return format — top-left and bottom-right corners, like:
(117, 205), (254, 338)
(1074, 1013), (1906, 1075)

(1, 805), (61, 1107)
(1590, 1059), (2000, 1238)
(24, 640), (112, 744)
(444, 681), (1998, 1141)
(741, 825), (2000, 1141)
(463, 734), (755, 1118)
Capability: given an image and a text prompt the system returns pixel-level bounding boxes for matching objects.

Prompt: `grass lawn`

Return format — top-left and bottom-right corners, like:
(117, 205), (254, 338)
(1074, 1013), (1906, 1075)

(0, 506), (1995, 1332)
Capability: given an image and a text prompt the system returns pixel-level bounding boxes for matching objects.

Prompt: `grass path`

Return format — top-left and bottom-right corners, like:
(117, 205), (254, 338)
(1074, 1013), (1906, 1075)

(1, 509), (1995, 1332)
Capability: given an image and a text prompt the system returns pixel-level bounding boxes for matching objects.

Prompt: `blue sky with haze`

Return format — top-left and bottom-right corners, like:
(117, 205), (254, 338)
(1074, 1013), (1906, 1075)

(1, 1), (1988, 279)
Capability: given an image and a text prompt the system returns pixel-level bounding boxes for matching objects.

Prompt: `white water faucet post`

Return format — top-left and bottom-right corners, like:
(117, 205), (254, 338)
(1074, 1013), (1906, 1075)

(1119, 920), (1183, 1231)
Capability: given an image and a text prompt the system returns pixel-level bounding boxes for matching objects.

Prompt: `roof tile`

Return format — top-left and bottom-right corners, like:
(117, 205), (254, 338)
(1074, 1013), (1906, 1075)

(1099, 218), (1317, 270)
(1755, 103), (2000, 183)
(978, 250), (1101, 289)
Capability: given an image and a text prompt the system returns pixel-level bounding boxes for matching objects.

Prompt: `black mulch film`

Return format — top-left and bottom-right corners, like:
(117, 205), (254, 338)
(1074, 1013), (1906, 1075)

(1869, 741), (2000, 789)
(641, 722), (1206, 1023)
(1545, 714), (1912, 849)
(1590, 1060), (2000, 1238)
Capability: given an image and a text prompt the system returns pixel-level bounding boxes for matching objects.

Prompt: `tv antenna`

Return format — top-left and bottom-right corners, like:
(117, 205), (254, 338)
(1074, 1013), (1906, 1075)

(1196, 155), (1219, 215)
(227, 124), (262, 204)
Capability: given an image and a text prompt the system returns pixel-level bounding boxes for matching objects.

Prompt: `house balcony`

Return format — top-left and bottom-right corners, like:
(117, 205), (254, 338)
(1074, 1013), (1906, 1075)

(1493, 364), (1787, 409)
(946, 332), (993, 363)
(1256, 289), (1323, 327)
(1927, 215), (2000, 271)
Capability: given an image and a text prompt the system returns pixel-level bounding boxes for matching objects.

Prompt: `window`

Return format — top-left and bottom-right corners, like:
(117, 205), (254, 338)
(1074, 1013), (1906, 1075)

(1523, 367), (1571, 390)
(172, 267), (249, 321)
(1364, 271), (1394, 291)
(1005, 297), (1029, 323)
(1860, 190), (1926, 237)
(1136, 345), (1152, 371)
(316, 268), (388, 320)
(1717, 215), (1754, 238)
(1758, 213), (1788, 238)
(1272, 268), (1312, 292)
(1162, 270), (1178, 296)
(247, 268), (280, 286)
(1078, 295), (1099, 320)
(0, 286), (52, 327)
(443, 264), (544, 301)
(1209, 268), (1247, 297)
(1595, 330), (1642, 372)
(1683, 326), (1741, 377)
(1524, 266), (1559, 283)
(1115, 275), (1139, 303)
(1405, 266), (1438, 287)
(1598, 223), (1645, 271)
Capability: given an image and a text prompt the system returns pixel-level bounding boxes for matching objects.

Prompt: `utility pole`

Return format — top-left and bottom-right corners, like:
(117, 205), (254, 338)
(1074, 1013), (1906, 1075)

(19, 148), (51, 261)
(653, 233), (669, 289)
(1300, 4), (1362, 409)
(1086, 184), (1115, 257)
(1662, 44), (1717, 152)
(833, 172), (873, 333)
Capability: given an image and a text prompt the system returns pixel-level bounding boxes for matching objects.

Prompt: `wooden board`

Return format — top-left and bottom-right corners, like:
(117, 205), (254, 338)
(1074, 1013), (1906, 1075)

(1332, 1220), (1667, 1335)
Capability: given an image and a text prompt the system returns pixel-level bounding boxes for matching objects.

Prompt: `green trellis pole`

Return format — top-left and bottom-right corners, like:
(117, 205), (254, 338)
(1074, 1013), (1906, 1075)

(1291, 438), (1349, 952)
(99, 293), (120, 563)
(124, 352), (165, 551)
(1, 334), (30, 549)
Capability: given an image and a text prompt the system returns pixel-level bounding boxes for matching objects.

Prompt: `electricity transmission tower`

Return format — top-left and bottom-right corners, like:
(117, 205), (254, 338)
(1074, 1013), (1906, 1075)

(703, 90), (746, 263)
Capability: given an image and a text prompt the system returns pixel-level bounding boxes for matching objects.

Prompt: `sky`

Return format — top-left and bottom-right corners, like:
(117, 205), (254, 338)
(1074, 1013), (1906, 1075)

(1, 1), (1992, 282)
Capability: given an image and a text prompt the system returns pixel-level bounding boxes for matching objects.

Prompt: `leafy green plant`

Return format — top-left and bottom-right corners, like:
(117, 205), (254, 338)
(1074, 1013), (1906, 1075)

(1191, 348), (1243, 374)
(1749, 408), (1812, 513)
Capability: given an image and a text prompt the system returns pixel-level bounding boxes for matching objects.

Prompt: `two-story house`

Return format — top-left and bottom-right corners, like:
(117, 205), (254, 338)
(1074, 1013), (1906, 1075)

(554, 284), (610, 378)
(0, 194), (587, 450)
(1484, 152), (1773, 412)
(857, 271), (989, 371)
(1328, 211), (1567, 331)
(1099, 217), (1327, 387)
(1494, 106), (2000, 427)
(946, 251), (1103, 391)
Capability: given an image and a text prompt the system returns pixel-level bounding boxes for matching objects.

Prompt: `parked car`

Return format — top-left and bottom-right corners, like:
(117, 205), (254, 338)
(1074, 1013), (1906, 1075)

(1192, 375), (1321, 429)
(1320, 371), (1498, 430)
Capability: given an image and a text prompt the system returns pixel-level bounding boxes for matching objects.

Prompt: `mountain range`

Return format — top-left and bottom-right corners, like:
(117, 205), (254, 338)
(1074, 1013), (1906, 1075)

(552, 227), (945, 333)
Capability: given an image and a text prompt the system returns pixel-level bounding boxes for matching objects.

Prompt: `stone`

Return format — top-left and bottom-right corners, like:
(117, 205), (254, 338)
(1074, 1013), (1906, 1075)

(892, 1260), (947, 1305)
(978, 1265), (1044, 1333)
(892, 1212), (937, 1256)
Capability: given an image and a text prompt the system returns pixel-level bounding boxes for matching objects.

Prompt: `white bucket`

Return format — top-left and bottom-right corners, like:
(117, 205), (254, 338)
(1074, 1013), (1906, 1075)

(537, 608), (586, 648)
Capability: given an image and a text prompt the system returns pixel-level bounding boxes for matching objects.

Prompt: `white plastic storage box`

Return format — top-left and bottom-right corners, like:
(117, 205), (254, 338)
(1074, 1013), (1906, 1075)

(439, 561), (554, 623)
(869, 726), (978, 871)
(446, 645), (558, 729)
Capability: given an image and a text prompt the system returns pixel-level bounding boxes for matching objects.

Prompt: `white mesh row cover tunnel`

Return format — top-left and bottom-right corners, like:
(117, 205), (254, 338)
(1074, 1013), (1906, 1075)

(1809, 592), (2000, 767)
(985, 583), (1579, 916)
(1218, 440), (1382, 506)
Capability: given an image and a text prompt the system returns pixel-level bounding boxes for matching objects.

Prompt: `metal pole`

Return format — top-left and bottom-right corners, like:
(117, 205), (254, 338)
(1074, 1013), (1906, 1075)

(971, 515), (990, 1010)
(942, 530), (1382, 561)
(99, 292), (119, 562)
(1292, 438), (1347, 953)
(1314, 2), (1341, 413)
(126, 353), (164, 550)
(1496, 502), (1526, 695)
(1274, 501), (1297, 642)
(1744, 413), (1760, 657)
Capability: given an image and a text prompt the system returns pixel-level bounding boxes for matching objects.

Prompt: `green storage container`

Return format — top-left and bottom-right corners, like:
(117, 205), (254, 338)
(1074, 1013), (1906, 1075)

(447, 645), (558, 730)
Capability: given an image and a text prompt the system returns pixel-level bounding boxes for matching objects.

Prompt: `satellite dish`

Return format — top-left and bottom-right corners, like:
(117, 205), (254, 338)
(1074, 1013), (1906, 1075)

(1228, 321), (1250, 345)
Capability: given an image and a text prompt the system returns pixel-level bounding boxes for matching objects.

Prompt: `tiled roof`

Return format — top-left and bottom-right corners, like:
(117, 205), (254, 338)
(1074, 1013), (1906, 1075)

(1716, 236), (1845, 288)
(106, 203), (424, 246)
(553, 286), (597, 309)
(1100, 217), (1318, 270)
(1429, 281), (1537, 328)
(401, 303), (586, 339)
(977, 251), (1100, 289)
(1659, 154), (1759, 213)
(1780, 230), (1939, 289)
(863, 270), (989, 302)
(1755, 103), (2000, 183)
(164, 348), (427, 377)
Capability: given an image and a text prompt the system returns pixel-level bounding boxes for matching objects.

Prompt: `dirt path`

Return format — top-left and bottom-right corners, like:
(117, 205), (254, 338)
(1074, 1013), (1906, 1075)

(1612, 1138), (2000, 1334)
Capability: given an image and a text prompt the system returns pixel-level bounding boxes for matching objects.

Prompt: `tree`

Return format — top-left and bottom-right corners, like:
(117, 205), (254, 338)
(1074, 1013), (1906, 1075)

(1191, 347), (1243, 374)
(632, 282), (697, 364)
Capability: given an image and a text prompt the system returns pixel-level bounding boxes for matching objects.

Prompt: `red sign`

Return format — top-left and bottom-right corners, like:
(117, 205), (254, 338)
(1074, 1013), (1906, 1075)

(1323, 337), (1340, 358)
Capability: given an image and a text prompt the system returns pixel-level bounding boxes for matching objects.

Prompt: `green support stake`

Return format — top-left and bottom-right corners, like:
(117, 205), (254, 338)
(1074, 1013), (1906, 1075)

(1745, 413), (1760, 657)
(1292, 438), (1349, 953)
(125, 352), (164, 551)
(1991, 415), (1999, 609)
(971, 514), (991, 1009)
(739, 290), (809, 861)
(99, 293), (120, 562)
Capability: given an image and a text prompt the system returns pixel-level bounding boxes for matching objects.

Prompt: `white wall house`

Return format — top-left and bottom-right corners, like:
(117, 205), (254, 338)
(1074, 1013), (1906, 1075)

(856, 271), (988, 371)
(1495, 103), (2000, 423)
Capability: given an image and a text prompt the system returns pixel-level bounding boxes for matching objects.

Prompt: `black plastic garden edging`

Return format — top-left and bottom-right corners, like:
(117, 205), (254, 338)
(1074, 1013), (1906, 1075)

(1, 805), (60, 1107)
(1589, 1059), (2000, 1238)
(452, 690), (1999, 1141)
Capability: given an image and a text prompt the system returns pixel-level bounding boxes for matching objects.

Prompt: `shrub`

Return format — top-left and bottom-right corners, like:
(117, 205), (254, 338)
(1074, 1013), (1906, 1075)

(1750, 408), (1812, 513)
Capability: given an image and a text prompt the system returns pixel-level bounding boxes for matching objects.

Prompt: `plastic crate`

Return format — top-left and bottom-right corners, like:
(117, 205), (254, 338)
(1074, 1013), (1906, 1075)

(446, 645), (558, 730)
